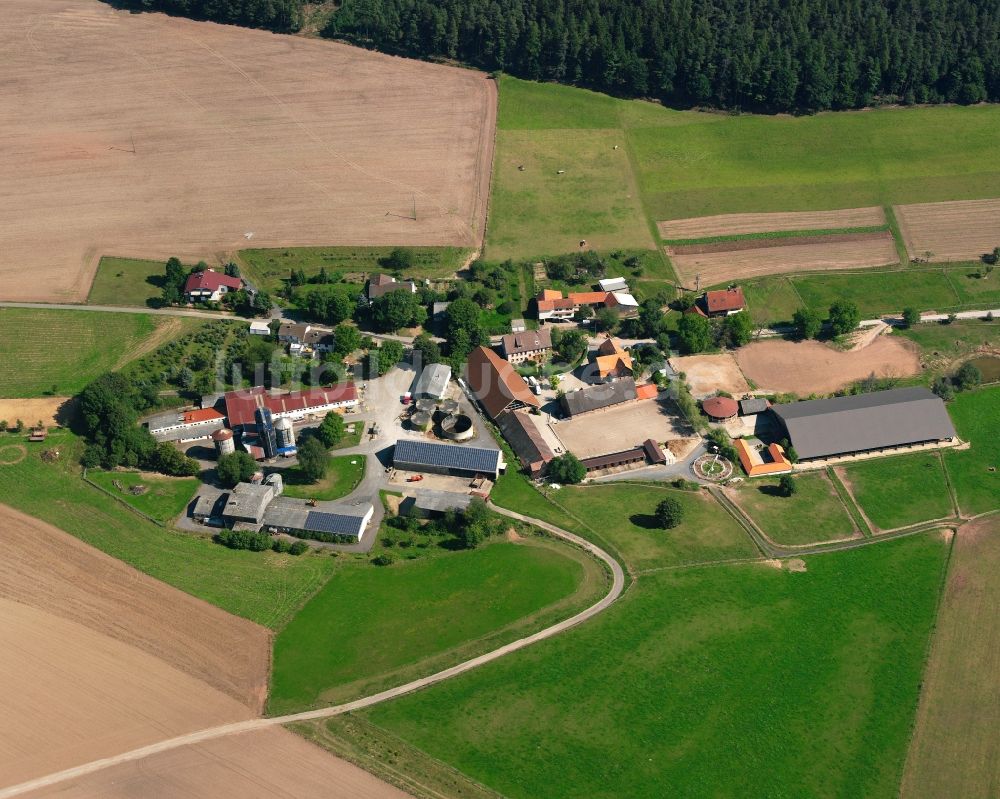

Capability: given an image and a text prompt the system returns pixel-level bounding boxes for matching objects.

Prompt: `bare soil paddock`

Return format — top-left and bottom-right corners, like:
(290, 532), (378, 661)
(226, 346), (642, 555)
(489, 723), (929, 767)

(0, 398), (72, 428)
(0, 0), (496, 301)
(735, 337), (921, 395)
(659, 207), (886, 240)
(669, 353), (750, 399)
(550, 397), (687, 460)
(25, 728), (411, 799)
(670, 231), (898, 286)
(895, 199), (1000, 262)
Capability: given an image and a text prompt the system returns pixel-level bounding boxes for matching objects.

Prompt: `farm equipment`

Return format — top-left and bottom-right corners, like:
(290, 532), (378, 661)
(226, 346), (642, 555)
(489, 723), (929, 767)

(306, 498), (318, 507)
(406, 474), (424, 482)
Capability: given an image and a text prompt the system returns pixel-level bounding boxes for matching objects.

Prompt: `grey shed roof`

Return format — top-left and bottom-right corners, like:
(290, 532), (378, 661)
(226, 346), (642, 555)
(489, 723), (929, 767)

(413, 490), (473, 514)
(560, 377), (637, 417)
(739, 397), (770, 416)
(414, 363), (452, 398)
(394, 439), (502, 474)
(773, 387), (956, 460)
(223, 483), (274, 523)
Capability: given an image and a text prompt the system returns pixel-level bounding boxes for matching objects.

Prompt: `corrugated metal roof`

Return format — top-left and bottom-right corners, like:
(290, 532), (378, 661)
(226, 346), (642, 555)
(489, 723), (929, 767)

(414, 363), (452, 398)
(773, 387), (956, 460)
(560, 378), (637, 416)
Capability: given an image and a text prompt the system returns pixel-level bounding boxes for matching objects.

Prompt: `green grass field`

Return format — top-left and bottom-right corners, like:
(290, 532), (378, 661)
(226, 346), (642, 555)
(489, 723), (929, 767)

(553, 483), (756, 572)
(362, 534), (947, 798)
(86, 470), (199, 524)
(86, 256), (171, 307)
(270, 538), (603, 713)
(0, 309), (170, 397)
(0, 431), (336, 628)
(899, 321), (1000, 377)
(901, 517), (1000, 799)
(238, 246), (469, 295)
(281, 454), (365, 501)
(733, 472), (858, 546)
(839, 452), (955, 531)
(943, 386), (1000, 516)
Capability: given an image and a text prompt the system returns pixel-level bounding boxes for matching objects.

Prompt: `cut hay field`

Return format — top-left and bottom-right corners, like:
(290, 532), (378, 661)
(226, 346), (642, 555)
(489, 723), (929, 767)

(901, 517), (1000, 799)
(0, 308), (183, 397)
(0, 505), (269, 787)
(552, 483), (756, 572)
(659, 207), (887, 240)
(735, 337), (921, 396)
(0, 431), (337, 629)
(895, 199), (1000, 262)
(0, 0), (495, 302)
(838, 452), (956, 531)
(271, 538), (605, 713)
(360, 534), (947, 798)
(730, 472), (860, 546)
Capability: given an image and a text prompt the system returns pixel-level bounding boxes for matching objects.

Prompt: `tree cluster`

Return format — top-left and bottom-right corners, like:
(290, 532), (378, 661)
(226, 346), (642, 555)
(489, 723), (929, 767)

(932, 361), (982, 400)
(107, 0), (302, 32)
(676, 311), (751, 355)
(547, 452), (586, 484)
(216, 529), (309, 554)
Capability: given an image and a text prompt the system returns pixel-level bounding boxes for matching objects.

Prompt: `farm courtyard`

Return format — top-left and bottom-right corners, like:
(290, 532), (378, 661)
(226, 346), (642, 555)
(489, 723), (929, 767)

(0, 0), (495, 302)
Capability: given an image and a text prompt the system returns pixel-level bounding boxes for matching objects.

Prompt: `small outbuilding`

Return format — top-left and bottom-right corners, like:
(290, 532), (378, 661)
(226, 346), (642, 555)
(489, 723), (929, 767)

(702, 396), (739, 422)
(414, 363), (452, 399)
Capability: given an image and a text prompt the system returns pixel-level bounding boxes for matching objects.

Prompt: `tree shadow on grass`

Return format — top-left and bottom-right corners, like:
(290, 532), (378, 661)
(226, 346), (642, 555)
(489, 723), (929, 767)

(630, 513), (662, 530)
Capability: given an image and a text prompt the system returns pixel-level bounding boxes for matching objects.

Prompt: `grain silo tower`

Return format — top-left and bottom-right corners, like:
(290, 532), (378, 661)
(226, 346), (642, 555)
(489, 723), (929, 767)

(212, 428), (235, 457)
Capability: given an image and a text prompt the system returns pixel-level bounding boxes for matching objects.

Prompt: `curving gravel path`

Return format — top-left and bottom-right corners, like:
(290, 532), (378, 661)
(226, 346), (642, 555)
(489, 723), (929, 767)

(0, 509), (624, 799)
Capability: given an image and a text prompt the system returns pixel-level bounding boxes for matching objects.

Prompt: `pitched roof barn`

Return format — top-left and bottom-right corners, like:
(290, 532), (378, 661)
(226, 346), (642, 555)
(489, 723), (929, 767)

(464, 346), (540, 419)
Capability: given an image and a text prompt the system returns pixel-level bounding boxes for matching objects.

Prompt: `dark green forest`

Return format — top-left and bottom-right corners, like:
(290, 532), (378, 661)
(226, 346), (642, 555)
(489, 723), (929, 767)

(109, 0), (999, 112)
(108, 0), (302, 32)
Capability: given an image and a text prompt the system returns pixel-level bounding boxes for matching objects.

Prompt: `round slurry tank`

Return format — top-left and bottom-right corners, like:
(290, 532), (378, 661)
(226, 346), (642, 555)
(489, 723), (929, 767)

(275, 417), (295, 449)
(440, 413), (474, 441)
(438, 399), (460, 416)
(410, 410), (433, 431)
(212, 428), (235, 457)
(415, 398), (437, 413)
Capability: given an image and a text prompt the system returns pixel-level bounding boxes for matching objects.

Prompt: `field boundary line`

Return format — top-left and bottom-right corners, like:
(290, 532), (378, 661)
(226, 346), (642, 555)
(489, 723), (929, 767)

(827, 467), (873, 537)
(883, 205), (910, 265)
(81, 469), (165, 528)
(936, 451), (963, 520)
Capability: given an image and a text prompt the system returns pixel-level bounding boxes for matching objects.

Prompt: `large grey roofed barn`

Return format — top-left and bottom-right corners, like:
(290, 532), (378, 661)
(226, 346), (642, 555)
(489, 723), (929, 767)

(414, 363), (452, 398)
(773, 387), (956, 461)
(560, 377), (637, 416)
(394, 439), (502, 474)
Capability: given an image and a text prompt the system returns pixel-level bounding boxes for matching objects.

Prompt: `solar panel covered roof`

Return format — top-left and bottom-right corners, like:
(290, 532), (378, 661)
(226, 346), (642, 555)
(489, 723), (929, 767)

(304, 510), (368, 537)
(394, 439), (502, 473)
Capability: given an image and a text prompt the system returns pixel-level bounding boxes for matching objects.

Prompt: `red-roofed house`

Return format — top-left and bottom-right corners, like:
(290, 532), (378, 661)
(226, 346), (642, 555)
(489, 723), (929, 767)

(700, 286), (746, 317)
(184, 269), (244, 302)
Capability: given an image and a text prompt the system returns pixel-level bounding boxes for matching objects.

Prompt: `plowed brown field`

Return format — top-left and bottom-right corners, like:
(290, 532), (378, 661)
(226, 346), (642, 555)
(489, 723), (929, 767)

(659, 207), (886, 239)
(670, 232), (898, 286)
(24, 728), (412, 799)
(895, 199), (1000, 262)
(735, 337), (920, 395)
(1, 0), (496, 302)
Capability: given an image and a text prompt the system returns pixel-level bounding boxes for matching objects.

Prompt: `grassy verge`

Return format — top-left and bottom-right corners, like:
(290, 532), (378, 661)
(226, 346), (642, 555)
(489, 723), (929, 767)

(730, 472), (858, 546)
(664, 225), (888, 246)
(361, 534), (948, 798)
(281, 454), (366, 501)
(0, 431), (336, 628)
(85, 469), (199, 524)
(839, 452), (955, 531)
(0, 309), (172, 397)
(86, 256), (171, 307)
(270, 535), (606, 713)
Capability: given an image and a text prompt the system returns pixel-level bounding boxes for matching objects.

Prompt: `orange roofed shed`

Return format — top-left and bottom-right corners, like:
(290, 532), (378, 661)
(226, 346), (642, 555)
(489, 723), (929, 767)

(735, 439), (792, 477)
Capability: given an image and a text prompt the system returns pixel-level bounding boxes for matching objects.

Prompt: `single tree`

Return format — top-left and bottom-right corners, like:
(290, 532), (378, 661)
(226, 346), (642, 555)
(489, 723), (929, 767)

(547, 452), (586, 484)
(217, 450), (257, 487)
(828, 299), (861, 336)
(901, 307), (921, 328)
(792, 307), (822, 340)
(296, 435), (330, 483)
(932, 375), (955, 401)
(954, 362), (982, 391)
(595, 307), (620, 334)
(411, 332), (443, 365)
(377, 340), (405, 375)
(315, 412), (346, 447)
(677, 312), (713, 354)
(721, 310), (753, 347)
(333, 323), (362, 356)
(778, 474), (796, 497)
(655, 497), (684, 529)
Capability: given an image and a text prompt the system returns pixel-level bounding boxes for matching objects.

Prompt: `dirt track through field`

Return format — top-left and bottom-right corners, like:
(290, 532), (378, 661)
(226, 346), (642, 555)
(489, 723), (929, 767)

(735, 337), (921, 395)
(659, 207), (886, 239)
(670, 232), (898, 286)
(0, 0), (496, 302)
(895, 199), (1000, 262)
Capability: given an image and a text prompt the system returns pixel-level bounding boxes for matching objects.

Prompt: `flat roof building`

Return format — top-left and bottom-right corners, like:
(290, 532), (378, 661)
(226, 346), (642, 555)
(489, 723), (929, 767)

(393, 439), (505, 479)
(773, 387), (957, 461)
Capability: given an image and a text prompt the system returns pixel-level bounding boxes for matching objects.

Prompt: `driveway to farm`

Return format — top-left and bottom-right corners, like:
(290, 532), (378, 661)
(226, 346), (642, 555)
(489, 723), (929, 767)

(0, 508), (625, 798)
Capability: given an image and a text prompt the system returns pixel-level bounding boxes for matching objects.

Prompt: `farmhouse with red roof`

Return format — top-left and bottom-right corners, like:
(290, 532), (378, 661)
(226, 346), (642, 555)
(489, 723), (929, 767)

(183, 269), (244, 302)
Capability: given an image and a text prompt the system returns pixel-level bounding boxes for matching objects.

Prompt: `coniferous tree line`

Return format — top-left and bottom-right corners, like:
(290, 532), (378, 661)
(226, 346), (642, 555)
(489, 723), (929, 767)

(106, 0), (302, 32)
(323, 0), (1000, 111)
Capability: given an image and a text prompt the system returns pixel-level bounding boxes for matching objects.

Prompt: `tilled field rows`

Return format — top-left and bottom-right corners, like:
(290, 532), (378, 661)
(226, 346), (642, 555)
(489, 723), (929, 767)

(895, 199), (1000, 262)
(659, 207), (886, 240)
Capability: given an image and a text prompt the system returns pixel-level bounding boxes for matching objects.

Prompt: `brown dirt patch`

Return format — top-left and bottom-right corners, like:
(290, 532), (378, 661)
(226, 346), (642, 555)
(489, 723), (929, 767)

(785, 558), (808, 572)
(659, 207), (886, 239)
(669, 230), (888, 255)
(0, 505), (270, 711)
(550, 397), (687, 460)
(895, 199), (1000, 262)
(24, 727), (411, 799)
(0, 397), (74, 428)
(670, 232), (898, 286)
(0, 0), (496, 302)
(735, 336), (921, 395)
(670, 353), (750, 398)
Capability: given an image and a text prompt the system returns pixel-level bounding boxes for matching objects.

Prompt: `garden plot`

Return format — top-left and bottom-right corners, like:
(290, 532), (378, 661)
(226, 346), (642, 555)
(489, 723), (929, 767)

(0, 0), (496, 301)
(894, 199), (1000, 262)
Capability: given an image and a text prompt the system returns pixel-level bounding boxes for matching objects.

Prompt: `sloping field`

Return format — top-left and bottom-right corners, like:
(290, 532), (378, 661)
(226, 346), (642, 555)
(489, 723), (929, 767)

(670, 232), (898, 286)
(901, 518), (1000, 799)
(0, 0), (496, 302)
(0, 598), (254, 788)
(895, 198), (1000, 262)
(0, 506), (270, 710)
(24, 727), (410, 799)
(735, 337), (920, 395)
(659, 207), (886, 240)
